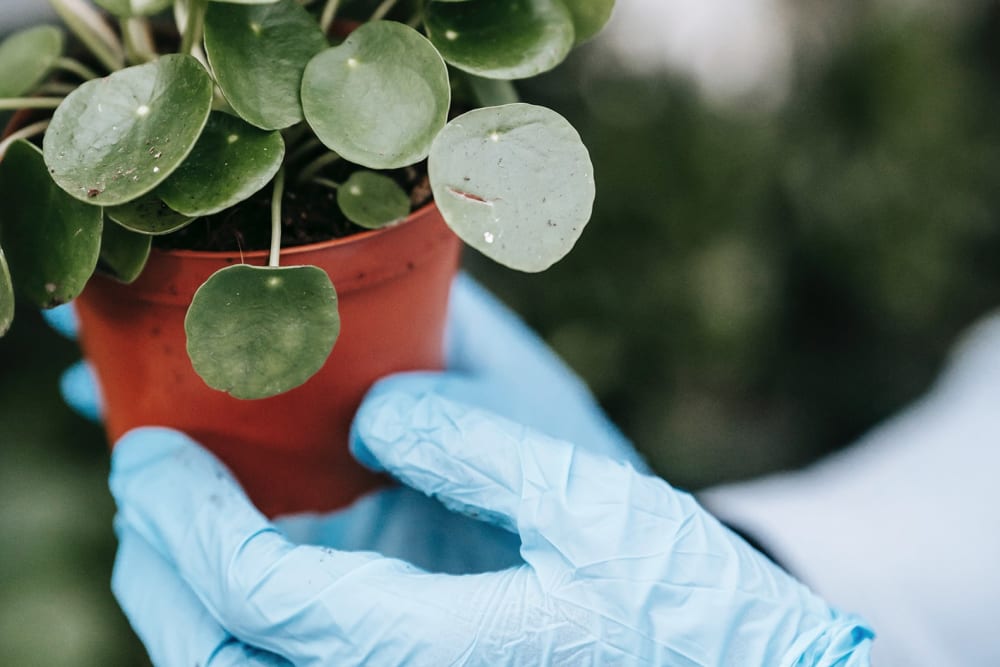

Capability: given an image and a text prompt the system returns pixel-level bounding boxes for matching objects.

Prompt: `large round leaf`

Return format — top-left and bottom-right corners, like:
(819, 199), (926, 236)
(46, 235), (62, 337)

(0, 26), (64, 98)
(429, 103), (594, 272)
(158, 111), (284, 216)
(301, 21), (450, 169)
(43, 54), (213, 206)
(204, 0), (327, 130)
(106, 192), (194, 235)
(186, 264), (340, 399)
(425, 0), (574, 80)
(0, 247), (13, 336)
(560, 0), (615, 43)
(0, 140), (103, 308)
(93, 0), (173, 18)
(337, 171), (410, 229)
(99, 217), (151, 283)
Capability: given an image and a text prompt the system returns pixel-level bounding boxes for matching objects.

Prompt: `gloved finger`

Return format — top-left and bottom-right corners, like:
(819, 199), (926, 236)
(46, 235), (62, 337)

(352, 379), (667, 565)
(446, 275), (647, 469)
(109, 427), (502, 664)
(113, 519), (289, 667)
(59, 360), (103, 422)
(40, 302), (78, 339)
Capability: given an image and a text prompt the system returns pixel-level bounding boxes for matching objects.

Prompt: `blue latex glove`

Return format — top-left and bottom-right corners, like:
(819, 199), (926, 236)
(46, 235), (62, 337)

(111, 382), (873, 666)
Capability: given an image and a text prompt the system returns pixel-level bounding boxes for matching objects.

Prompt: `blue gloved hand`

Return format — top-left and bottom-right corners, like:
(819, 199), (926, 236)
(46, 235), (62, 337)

(111, 380), (873, 666)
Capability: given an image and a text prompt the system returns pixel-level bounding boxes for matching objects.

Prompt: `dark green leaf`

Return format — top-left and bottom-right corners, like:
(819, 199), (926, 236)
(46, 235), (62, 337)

(429, 103), (594, 272)
(185, 264), (340, 399)
(204, 0), (327, 130)
(0, 26), (64, 98)
(337, 171), (410, 229)
(106, 192), (194, 234)
(0, 140), (103, 308)
(158, 111), (284, 216)
(43, 54), (213, 206)
(302, 21), (450, 169)
(425, 0), (574, 80)
(560, 0), (615, 43)
(99, 218), (151, 283)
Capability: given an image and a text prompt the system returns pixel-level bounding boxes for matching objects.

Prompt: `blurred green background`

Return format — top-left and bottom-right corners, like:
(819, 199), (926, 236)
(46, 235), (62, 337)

(3, 0), (1000, 663)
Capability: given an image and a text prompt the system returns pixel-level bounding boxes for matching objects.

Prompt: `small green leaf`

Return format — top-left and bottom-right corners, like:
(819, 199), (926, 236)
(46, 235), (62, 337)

(425, 0), (574, 80)
(186, 265), (340, 399)
(204, 0), (327, 130)
(302, 21), (450, 169)
(0, 140), (103, 308)
(44, 54), (213, 206)
(429, 103), (594, 272)
(106, 192), (195, 235)
(0, 247), (13, 336)
(0, 26), (64, 98)
(337, 171), (410, 229)
(158, 111), (284, 216)
(560, 0), (615, 44)
(100, 218), (151, 283)
(93, 0), (174, 18)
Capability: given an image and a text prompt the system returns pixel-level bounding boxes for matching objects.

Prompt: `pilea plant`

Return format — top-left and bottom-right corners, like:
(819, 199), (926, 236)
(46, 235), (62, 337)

(0, 0), (613, 399)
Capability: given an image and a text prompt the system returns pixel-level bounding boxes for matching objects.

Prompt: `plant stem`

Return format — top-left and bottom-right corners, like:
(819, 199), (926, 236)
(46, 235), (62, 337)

(311, 177), (341, 190)
(269, 168), (287, 268)
(320, 0), (341, 34)
(48, 0), (124, 72)
(54, 57), (101, 81)
(285, 137), (325, 166)
(120, 17), (157, 64)
(297, 150), (341, 185)
(180, 0), (209, 57)
(0, 97), (63, 110)
(370, 0), (400, 22)
(0, 120), (51, 160)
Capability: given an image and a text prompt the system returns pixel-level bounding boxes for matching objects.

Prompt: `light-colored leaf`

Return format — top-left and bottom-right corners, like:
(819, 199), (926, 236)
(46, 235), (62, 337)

(337, 171), (410, 229)
(0, 26), (64, 98)
(0, 246), (13, 336)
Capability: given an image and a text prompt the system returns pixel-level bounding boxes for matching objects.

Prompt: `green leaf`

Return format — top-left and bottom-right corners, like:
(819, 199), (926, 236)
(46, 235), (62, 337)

(204, 0), (327, 130)
(337, 171), (410, 229)
(560, 0), (615, 44)
(43, 54), (214, 206)
(302, 21), (450, 169)
(0, 26), (64, 98)
(185, 264), (340, 400)
(429, 103), (594, 272)
(99, 218), (151, 283)
(0, 140), (103, 308)
(425, 0), (574, 80)
(0, 246), (13, 336)
(93, 0), (174, 18)
(158, 111), (284, 216)
(106, 192), (195, 234)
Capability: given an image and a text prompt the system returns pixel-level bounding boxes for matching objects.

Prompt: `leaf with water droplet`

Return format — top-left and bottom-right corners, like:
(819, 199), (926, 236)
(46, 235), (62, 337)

(0, 140), (102, 308)
(99, 217), (151, 283)
(425, 0), (574, 80)
(186, 264), (340, 399)
(0, 26), (64, 98)
(0, 246), (13, 336)
(337, 171), (410, 229)
(158, 111), (284, 216)
(429, 103), (594, 272)
(302, 21), (450, 169)
(43, 54), (213, 206)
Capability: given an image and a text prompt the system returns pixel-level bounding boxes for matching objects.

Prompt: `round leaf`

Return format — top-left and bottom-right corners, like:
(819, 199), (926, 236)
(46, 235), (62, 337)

(429, 103), (594, 272)
(186, 264), (340, 400)
(204, 0), (327, 130)
(302, 21), (450, 169)
(106, 192), (194, 235)
(93, 0), (173, 18)
(158, 111), (285, 216)
(0, 247), (13, 336)
(337, 171), (410, 229)
(43, 54), (214, 206)
(560, 0), (615, 44)
(425, 0), (574, 80)
(99, 218), (152, 284)
(0, 26), (64, 98)
(0, 140), (103, 308)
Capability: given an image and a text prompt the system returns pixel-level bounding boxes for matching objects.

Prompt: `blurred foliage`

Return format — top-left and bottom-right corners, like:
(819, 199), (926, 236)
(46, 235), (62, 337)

(3, 2), (1000, 663)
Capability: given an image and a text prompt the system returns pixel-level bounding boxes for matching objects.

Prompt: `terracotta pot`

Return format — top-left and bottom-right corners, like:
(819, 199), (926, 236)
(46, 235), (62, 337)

(75, 205), (461, 517)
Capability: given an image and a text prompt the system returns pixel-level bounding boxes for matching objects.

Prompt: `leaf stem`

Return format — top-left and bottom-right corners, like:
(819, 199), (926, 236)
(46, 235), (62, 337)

(0, 97), (63, 110)
(0, 120), (51, 161)
(297, 150), (341, 185)
(48, 0), (124, 72)
(370, 0), (400, 22)
(320, 0), (341, 35)
(285, 137), (325, 166)
(180, 0), (209, 57)
(54, 57), (101, 81)
(269, 168), (286, 268)
(311, 177), (341, 190)
(120, 17), (157, 64)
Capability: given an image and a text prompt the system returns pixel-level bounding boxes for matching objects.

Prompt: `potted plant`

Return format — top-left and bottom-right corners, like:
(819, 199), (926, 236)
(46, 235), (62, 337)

(0, 0), (614, 516)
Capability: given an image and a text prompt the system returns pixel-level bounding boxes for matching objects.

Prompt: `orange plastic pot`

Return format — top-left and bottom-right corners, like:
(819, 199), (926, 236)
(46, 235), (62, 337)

(75, 205), (461, 517)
